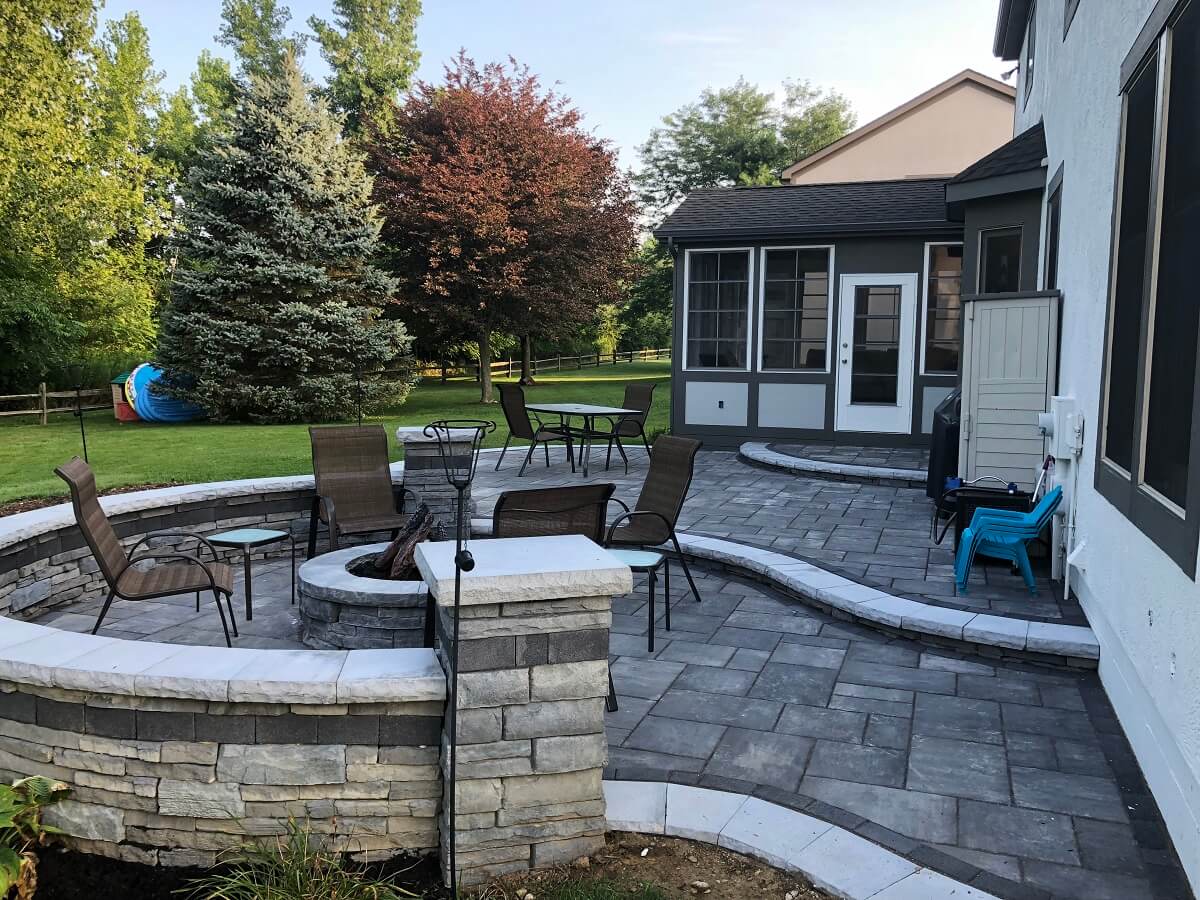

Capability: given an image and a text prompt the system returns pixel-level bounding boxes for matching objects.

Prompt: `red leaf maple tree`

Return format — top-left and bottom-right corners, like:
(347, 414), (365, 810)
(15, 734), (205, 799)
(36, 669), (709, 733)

(368, 52), (639, 402)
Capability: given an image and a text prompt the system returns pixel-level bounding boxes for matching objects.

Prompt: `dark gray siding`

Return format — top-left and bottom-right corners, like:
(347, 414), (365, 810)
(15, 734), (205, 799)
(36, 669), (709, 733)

(668, 234), (960, 448)
(962, 190), (1044, 294)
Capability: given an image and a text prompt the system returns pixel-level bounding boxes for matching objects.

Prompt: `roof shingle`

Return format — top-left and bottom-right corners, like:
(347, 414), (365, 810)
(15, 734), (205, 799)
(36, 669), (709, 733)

(653, 177), (957, 241)
(949, 122), (1045, 185)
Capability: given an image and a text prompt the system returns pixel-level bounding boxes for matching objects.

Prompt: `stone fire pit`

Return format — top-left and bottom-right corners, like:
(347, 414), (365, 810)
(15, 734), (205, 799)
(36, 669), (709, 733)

(298, 543), (430, 649)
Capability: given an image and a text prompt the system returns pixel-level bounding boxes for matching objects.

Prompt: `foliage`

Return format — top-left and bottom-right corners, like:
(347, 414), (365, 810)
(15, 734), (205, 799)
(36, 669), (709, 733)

(157, 53), (413, 423)
(0, 775), (71, 900)
(0, 360), (671, 504)
(0, 1), (169, 391)
(183, 818), (417, 900)
(369, 53), (639, 402)
(309, 0), (422, 137)
(534, 878), (667, 900)
(218, 0), (304, 81)
(618, 240), (673, 352)
(635, 78), (856, 218)
(595, 305), (623, 358)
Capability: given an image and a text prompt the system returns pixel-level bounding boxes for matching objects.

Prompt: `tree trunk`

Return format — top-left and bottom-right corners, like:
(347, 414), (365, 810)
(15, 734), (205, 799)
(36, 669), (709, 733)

(519, 334), (536, 385)
(478, 330), (494, 403)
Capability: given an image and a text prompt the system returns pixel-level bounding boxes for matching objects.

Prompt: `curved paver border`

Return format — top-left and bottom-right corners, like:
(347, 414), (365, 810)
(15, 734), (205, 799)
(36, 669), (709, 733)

(740, 442), (927, 487)
(672, 532), (1098, 663)
(603, 781), (998, 899)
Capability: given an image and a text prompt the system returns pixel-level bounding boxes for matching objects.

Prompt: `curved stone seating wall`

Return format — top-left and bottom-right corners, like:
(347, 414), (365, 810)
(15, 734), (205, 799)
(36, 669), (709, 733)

(0, 617), (445, 866)
(0, 471), (402, 621)
(299, 545), (430, 649)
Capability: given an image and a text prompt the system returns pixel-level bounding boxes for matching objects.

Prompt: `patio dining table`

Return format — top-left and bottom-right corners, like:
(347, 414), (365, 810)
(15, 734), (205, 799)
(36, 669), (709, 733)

(525, 402), (638, 477)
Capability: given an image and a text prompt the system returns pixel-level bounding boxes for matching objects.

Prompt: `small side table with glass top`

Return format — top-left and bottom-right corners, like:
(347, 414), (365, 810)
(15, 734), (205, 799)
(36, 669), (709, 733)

(608, 548), (670, 652)
(208, 528), (296, 623)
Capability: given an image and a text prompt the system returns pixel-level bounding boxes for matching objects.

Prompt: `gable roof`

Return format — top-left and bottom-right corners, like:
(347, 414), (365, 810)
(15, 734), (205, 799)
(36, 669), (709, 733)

(781, 70), (1016, 181)
(950, 121), (1046, 185)
(653, 177), (959, 241)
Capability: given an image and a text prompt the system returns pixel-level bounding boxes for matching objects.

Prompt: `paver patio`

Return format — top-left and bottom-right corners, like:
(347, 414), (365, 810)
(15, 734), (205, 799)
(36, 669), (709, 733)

(26, 447), (1190, 898)
(768, 442), (931, 473)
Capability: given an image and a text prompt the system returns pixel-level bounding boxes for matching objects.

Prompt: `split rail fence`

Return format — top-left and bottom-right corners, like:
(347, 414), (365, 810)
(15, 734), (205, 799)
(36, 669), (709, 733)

(419, 347), (671, 383)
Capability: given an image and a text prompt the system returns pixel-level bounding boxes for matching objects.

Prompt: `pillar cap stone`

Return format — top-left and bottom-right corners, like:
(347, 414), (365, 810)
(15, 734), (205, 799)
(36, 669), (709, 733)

(415, 536), (632, 605)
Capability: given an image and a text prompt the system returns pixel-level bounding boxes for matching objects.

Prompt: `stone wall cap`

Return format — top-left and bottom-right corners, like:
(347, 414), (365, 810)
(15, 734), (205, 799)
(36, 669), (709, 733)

(395, 426), (479, 444)
(0, 466), (404, 553)
(298, 544), (429, 604)
(0, 616), (444, 704)
(415, 535), (633, 605)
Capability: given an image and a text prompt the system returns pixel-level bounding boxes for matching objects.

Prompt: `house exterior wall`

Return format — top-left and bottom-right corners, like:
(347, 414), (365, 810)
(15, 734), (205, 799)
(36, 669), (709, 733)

(668, 234), (958, 447)
(961, 191), (1044, 294)
(788, 82), (1015, 185)
(1011, 0), (1200, 887)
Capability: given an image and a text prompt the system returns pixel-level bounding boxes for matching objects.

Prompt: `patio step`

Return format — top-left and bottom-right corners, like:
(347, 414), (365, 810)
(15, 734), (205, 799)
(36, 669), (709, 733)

(739, 441), (927, 487)
(672, 533), (1099, 666)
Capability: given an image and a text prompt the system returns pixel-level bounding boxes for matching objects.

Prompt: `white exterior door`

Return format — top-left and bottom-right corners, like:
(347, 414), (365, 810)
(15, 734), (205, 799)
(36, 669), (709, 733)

(835, 273), (918, 433)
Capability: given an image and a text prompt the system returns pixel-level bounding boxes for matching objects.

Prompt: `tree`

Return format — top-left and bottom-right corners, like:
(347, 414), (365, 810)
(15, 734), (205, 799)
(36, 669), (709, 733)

(157, 53), (413, 422)
(369, 54), (638, 403)
(218, 0), (303, 81)
(0, 2), (170, 389)
(618, 239), (673, 352)
(636, 78), (856, 218)
(309, 0), (421, 137)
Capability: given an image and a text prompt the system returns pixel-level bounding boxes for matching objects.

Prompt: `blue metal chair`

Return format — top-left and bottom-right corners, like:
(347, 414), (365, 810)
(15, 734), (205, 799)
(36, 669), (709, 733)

(954, 486), (1063, 595)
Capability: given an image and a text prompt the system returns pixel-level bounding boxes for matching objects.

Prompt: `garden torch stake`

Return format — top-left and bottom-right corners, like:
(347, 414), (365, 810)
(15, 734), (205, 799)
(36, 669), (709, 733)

(424, 419), (494, 896)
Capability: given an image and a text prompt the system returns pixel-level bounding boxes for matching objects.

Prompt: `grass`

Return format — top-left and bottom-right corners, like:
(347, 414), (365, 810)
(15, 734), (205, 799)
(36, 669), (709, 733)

(0, 360), (671, 504)
(515, 878), (667, 899)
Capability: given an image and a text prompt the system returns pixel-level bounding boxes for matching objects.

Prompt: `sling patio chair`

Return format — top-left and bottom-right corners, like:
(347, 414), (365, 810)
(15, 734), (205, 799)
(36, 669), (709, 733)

(601, 382), (656, 474)
(604, 434), (703, 604)
(55, 457), (238, 646)
(494, 383), (576, 476)
(308, 425), (416, 558)
(491, 482), (621, 710)
(954, 485), (1063, 595)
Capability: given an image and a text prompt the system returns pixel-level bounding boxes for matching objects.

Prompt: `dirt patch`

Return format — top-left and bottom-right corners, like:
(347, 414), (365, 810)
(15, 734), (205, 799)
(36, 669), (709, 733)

(476, 832), (830, 899)
(0, 482), (181, 518)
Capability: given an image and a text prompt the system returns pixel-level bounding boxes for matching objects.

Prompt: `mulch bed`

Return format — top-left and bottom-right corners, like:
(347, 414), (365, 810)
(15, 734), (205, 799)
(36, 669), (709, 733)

(34, 845), (447, 899)
(0, 483), (181, 519)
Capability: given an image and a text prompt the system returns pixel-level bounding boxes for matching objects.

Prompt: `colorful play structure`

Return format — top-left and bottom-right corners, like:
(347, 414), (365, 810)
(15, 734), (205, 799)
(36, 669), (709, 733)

(111, 364), (205, 424)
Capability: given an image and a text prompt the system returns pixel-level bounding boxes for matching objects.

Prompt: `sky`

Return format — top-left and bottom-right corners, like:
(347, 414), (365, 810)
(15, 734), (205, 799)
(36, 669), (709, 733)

(98, 0), (1008, 170)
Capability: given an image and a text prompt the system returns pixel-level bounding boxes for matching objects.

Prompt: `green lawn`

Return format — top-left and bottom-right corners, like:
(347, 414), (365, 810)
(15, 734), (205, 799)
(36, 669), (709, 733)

(0, 360), (671, 504)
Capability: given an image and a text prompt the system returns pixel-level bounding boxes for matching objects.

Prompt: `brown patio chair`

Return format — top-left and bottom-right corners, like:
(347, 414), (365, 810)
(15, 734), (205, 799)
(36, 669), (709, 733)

(307, 425), (415, 558)
(491, 482), (618, 709)
(603, 382), (656, 473)
(605, 434), (703, 603)
(492, 483), (616, 542)
(494, 383), (576, 476)
(54, 457), (238, 646)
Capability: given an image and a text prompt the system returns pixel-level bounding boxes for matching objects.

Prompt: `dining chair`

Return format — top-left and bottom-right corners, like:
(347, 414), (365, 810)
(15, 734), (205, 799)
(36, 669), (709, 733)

(604, 382), (656, 473)
(494, 383), (576, 476)
(55, 457), (238, 646)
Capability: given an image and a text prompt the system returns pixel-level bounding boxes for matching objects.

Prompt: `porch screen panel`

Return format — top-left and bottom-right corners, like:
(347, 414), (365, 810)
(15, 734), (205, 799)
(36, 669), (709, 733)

(924, 244), (964, 373)
(1104, 55), (1159, 473)
(762, 248), (830, 370)
(687, 251), (750, 368)
(1143, 3), (1199, 508)
(851, 285), (901, 404)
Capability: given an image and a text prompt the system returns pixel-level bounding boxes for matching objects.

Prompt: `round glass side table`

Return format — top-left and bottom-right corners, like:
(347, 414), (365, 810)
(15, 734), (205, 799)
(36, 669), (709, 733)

(208, 528), (296, 623)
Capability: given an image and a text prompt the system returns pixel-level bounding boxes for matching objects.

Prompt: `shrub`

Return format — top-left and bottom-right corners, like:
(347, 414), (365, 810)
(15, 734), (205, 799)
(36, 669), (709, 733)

(0, 775), (71, 900)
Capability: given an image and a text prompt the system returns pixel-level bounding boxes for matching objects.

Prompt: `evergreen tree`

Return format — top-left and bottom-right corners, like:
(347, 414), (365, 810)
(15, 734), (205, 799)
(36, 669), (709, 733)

(158, 53), (412, 423)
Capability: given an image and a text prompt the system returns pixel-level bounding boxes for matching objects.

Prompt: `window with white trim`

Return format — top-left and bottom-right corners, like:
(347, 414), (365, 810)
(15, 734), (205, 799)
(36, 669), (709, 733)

(761, 247), (831, 371)
(1098, 0), (1200, 572)
(922, 244), (963, 374)
(685, 250), (751, 369)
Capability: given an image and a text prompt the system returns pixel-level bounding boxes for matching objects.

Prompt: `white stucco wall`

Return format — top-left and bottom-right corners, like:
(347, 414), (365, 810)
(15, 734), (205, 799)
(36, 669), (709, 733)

(1015, 0), (1200, 888)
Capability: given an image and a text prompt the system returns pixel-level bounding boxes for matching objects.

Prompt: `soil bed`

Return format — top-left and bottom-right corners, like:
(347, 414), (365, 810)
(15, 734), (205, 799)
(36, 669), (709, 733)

(479, 832), (831, 900)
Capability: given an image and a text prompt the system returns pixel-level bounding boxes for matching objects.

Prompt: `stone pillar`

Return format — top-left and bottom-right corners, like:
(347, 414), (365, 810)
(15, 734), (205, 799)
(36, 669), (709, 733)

(415, 535), (632, 885)
(395, 427), (474, 534)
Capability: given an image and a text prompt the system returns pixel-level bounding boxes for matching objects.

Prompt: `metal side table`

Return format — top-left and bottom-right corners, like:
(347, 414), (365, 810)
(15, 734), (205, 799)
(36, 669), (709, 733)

(208, 528), (296, 622)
